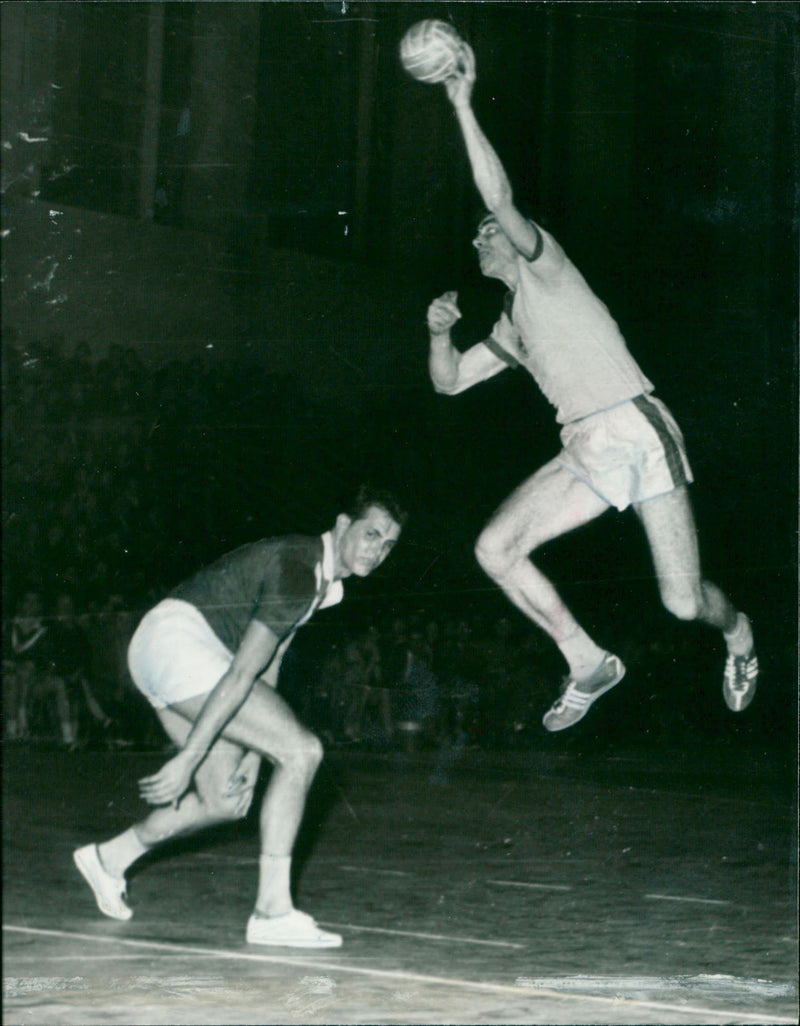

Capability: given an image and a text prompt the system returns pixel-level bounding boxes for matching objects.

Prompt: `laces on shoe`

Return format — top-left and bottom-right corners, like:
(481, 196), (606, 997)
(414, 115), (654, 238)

(722, 650), (758, 712)
(725, 653), (758, 691)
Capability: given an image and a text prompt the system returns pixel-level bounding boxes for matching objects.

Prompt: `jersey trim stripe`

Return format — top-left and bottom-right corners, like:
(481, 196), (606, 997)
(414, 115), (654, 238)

(528, 221), (544, 262)
(483, 335), (521, 368)
(632, 395), (689, 490)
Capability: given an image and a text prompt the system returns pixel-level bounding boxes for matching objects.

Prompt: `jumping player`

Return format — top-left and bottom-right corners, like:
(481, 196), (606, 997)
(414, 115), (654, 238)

(74, 487), (405, 947)
(425, 43), (758, 731)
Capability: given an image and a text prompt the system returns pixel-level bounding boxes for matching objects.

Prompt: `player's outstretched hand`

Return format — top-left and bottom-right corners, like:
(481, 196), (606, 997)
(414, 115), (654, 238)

(427, 290), (462, 335)
(444, 42), (476, 107)
(139, 750), (196, 808)
(223, 750), (261, 817)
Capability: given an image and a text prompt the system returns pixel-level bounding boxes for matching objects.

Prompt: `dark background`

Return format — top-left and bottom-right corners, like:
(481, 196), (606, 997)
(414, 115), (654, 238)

(2, 1), (797, 748)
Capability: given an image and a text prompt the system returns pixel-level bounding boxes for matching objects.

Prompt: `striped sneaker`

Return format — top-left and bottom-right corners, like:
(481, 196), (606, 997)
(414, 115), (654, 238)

(543, 653), (626, 732)
(723, 649), (758, 712)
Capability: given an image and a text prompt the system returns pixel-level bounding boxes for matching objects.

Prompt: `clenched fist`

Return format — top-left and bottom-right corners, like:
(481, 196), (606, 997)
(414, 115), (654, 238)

(427, 290), (462, 335)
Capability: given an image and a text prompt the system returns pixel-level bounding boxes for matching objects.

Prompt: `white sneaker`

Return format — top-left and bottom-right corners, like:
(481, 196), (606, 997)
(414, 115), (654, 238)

(73, 844), (133, 921)
(246, 909), (342, 948)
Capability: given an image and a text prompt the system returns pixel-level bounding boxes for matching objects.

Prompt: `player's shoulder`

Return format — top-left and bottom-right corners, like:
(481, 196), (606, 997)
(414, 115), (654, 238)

(271, 534), (321, 556)
(235, 533), (319, 559)
(270, 535), (321, 594)
(519, 221), (565, 276)
(215, 534), (319, 582)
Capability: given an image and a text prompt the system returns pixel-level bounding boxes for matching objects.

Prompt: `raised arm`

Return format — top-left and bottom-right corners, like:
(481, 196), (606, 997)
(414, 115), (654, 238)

(138, 618), (280, 807)
(445, 44), (540, 260)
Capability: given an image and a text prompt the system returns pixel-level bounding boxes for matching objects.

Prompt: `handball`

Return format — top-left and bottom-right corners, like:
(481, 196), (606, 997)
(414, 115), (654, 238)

(399, 20), (464, 84)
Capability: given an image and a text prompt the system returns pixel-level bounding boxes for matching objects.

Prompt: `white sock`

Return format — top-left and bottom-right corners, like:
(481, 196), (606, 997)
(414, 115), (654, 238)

(724, 612), (753, 656)
(559, 631), (606, 680)
(255, 855), (293, 918)
(98, 827), (149, 879)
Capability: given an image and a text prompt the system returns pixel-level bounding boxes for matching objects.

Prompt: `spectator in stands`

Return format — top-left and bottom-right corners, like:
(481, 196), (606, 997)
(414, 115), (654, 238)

(45, 592), (112, 747)
(395, 628), (442, 752)
(10, 590), (75, 745)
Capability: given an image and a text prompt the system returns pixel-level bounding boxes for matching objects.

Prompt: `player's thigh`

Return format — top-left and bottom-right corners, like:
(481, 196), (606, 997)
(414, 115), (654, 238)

(156, 704), (245, 800)
(634, 485), (701, 583)
(484, 458), (610, 553)
(167, 681), (317, 770)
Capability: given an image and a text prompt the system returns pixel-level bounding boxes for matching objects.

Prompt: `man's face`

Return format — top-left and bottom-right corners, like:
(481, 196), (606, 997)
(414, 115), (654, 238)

(472, 216), (517, 279)
(337, 504), (401, 578)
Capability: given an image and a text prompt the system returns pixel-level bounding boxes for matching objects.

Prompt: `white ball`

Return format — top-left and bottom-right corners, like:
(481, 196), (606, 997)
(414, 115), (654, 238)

(399, 20), (463, 85)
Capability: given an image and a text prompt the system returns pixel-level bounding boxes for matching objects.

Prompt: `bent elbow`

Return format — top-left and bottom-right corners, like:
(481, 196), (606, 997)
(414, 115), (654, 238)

(431, 375), (460, 396)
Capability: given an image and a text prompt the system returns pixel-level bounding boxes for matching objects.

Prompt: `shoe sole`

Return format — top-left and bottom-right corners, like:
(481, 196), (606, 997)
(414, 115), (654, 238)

(246, 915), (342, 948)
(724, 688), (757, 713)
(246, 936), (343, 948)
(543, 663), (626, 733)
(73, 847), (132, 921)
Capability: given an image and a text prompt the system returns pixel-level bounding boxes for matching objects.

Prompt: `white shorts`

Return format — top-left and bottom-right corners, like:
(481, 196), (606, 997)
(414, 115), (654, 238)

(557, 394), (693, 511)
(128, 599), (235, 710)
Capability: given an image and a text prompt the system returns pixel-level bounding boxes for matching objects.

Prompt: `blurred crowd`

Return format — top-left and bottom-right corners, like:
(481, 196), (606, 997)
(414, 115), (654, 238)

(282, 611), (557, 755)
(3, 333), (562, 752)
(3, 586), (161, 749)
(3, 333), (780, 753)
(2, 330), (297, 605)
(2, 585), (555, 753)
(2, 577), (727, 756)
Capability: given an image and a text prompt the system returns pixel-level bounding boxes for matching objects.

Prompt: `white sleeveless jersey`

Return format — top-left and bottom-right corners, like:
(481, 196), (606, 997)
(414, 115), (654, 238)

(487, 227), (653, 424)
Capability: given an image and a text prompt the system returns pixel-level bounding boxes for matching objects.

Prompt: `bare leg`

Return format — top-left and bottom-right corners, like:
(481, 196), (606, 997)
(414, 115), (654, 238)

(46, 675), (74, 744)
(98, 706), (249, 880)
(635, 485), (757, 711)
(156, 682), (320, 916)
(122, 682), (321, 858)
(125, 707), (249, 849)
(475, 459), (612, 676)
(218, 682), (324, 857)
(4, 667), (20, 739)
(81, 679), (326, 927)
(634, 486), (739, 631)
(79, 676), (110, 724)
(17, 663), (34, 738)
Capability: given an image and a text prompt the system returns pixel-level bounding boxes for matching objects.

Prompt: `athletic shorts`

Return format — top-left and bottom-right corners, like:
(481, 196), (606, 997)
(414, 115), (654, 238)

(556, 394), (693, 511)
(127, 598), (236, 711)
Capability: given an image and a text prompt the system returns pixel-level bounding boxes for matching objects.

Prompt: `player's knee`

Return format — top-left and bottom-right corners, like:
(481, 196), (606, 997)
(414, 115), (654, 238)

(474, 528), (514, 581)
(280, 729), (324, 779)
(200, 788), (247, 823)
(660, 584), (701, 622)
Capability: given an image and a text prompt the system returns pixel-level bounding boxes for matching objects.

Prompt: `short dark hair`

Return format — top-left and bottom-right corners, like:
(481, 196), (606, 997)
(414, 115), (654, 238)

(476, 207), (540, 232)
(347, 485), (408, 528)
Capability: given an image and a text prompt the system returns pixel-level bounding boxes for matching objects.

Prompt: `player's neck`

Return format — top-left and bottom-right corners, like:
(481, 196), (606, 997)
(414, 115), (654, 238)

(493, 261), (519, 291)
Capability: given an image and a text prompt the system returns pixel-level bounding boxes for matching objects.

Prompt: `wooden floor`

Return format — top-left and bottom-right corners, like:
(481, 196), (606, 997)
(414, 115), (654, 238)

(3, 739), (797, 1025)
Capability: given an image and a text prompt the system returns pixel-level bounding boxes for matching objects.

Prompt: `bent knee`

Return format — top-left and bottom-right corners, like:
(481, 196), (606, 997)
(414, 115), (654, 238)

(475, 528), (520, 580)
(660, 585), (702, 622)
(199, 789), (249, 823)
(277, 729), (324, 776)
